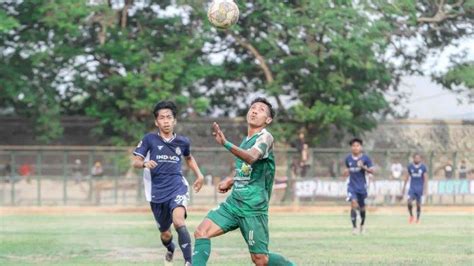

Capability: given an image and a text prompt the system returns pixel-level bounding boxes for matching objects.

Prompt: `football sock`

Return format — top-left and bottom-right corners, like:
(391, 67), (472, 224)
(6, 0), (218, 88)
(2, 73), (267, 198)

(161, 235), (175, 253)
(350, 208), (357, 228)
(416, 205), (421, 220)
(192, 238), (210, 266)
(408, 201), (413, 217)
(360, 209), (366, 226)
(176, 226), (192, 263)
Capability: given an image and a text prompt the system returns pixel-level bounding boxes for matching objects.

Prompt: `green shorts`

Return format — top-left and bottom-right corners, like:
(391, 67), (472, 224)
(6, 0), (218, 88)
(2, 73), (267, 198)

(207, 203), (269, 254)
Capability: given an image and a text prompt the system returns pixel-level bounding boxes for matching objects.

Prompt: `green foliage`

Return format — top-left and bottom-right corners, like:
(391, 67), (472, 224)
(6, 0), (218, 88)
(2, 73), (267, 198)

(0, 0), (472, 145)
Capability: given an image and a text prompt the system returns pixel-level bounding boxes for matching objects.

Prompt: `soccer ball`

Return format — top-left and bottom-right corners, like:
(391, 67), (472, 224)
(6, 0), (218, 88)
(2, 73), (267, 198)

(207, 0), (239, 29)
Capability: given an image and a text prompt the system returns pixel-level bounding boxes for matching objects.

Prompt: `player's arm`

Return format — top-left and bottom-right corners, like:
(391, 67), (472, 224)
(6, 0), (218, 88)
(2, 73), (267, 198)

(218, 169), (236, 193)
(184, 155), (205, 193)
(212, 122), (266, 165)
(358, 157), (375, 175)
(401, 171), (409, 195)
(132, 138), (157, 169)
(132, 156), (157, 169)
(341, 168), (349, 179)
(423, 172), (429, 195)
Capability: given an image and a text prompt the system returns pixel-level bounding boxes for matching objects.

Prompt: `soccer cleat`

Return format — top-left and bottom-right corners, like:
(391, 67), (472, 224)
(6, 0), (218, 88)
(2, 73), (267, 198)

(164, 251), (174, 266)
(409, 216), (415, 224)
(184, 261), (192, 266)
(352, 227), (358, 235)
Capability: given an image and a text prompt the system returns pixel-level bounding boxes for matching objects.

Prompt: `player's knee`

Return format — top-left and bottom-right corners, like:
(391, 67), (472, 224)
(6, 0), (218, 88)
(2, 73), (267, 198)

(351, 200), (359, 209)
(160, 230), (172, 241)
(194, 227), (208, 239)
(173, 218), (186, 228)
(251, 254), (268, 266)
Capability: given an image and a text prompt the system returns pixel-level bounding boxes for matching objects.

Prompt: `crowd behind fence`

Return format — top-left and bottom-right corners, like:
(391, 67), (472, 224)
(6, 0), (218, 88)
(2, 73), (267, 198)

(0, 146), (473, 206)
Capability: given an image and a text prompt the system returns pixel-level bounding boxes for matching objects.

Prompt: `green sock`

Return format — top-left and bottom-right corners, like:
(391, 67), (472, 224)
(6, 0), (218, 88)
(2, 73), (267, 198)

(192, 238), (211, 266)
(268, 252), (295, 266)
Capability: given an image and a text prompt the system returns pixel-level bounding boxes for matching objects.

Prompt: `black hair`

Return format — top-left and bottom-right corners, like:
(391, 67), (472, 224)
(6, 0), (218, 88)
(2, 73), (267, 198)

(250, 97), (275, 118)
(349, 138), (363, 146)
(153, 101), (177, 118)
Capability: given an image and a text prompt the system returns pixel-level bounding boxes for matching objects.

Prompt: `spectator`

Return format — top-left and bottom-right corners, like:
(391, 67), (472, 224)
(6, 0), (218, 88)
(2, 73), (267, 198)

(19, 163), (33, 183)
(2, 162), (12, 183)
(73, 159), (83, 184)
(91, 161), (104, 179)
(390, 162), (403, 179)
(459, 160), (468, 179)
(444, 162), (453, 179)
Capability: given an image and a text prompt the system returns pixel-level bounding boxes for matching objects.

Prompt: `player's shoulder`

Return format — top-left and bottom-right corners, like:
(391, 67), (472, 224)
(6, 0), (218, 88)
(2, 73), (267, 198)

(259, 128), (273, 138)
(142, 132), (158, 142)
(174, 134), (191, 145)
(345, 154), (352, 161)
(257, 129), (274, 142)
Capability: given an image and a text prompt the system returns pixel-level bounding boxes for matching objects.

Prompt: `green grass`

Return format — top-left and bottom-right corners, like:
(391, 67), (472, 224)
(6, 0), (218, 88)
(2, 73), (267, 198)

(1, 211), (473, 265)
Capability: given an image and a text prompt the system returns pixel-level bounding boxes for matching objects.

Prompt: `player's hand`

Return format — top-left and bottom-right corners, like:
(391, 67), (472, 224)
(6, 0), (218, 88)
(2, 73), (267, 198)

(144, 160), (158, 169)
(218, 177), (234, 193)
(357, 160), (364, 168)
(193, 175), (204, 193)
(212, 122), (227, 145)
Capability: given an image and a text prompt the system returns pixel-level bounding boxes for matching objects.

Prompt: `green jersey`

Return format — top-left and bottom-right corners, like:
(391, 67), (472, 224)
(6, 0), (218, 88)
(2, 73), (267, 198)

(224, 128), (275, 217)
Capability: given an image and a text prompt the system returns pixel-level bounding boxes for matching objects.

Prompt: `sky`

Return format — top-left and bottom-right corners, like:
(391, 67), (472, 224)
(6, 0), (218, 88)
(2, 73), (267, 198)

(396, 39), (473, 120)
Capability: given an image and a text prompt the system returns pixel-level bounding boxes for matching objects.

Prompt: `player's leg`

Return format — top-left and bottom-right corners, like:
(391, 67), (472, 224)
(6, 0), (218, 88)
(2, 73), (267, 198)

(358, 192), (367, 234)
(150, 202), (175, 262)
(241, 215), (294, 266)
(415, 192), (422, 223)
(347, 189), (359, 232)
(407, 191), (415, 224)
(172, 206), (192, 264)
(193, 204), (238, 266)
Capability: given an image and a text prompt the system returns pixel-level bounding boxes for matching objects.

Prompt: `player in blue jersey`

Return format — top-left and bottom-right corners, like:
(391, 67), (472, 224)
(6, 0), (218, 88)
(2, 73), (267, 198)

(401, 153), (428, 224)
(342, 138), (375, 235)
(132, 101), (204, 266)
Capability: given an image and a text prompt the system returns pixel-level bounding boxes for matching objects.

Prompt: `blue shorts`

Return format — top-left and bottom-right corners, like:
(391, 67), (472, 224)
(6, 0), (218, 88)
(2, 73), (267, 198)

(150, 192), (189, 232)
(408, 189), (423, 203)
(347, 188), (367, 208)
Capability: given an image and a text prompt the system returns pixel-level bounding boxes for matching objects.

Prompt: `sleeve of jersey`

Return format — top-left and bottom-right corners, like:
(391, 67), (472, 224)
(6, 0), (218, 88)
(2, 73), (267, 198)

(253, 132), (274, 159)
(365, 156), (374, 168)
(133, 136), (149, 158)
(345, 157), (349, 168)
(183, 138), (191, 157)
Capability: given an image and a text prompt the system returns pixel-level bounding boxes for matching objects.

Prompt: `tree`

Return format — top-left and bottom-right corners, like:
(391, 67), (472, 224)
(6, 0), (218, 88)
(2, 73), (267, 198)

(1, 0), (472, 145)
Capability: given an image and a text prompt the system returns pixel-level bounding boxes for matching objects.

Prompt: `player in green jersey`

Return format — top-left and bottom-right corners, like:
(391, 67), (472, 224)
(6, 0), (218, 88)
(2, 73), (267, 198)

(192, 98), (294, 266)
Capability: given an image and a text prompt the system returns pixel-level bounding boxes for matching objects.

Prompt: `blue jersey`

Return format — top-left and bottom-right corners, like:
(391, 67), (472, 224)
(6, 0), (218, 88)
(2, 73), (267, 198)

(133, 132), (191, 203)
(407, 163), (427, 191)
(345, 154), (373, 193)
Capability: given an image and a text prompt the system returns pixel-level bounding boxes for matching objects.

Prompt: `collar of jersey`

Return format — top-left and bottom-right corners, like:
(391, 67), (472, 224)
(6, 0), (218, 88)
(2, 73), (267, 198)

(157, 132), (176, 143)
(245, 128), (267, 142)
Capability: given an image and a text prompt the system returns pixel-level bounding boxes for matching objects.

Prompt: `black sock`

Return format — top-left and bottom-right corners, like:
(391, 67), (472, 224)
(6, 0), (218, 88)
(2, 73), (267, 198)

(408, 202), (413, 217)
(176, 226), (192, 263)
(161, 235), (175, 253)
(360, 209), (366, 226)
(416, 205), (421, 220)
(350, 208), (357, 228)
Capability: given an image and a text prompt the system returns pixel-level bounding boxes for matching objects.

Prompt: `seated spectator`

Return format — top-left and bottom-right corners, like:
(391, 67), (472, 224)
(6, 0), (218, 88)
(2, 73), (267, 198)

(459, 160), (467, 179)
(391, 162), (403, 179)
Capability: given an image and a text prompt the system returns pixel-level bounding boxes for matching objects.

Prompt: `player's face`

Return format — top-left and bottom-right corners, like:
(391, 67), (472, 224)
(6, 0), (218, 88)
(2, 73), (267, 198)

(351, 142), (362, 155)
(246, 102), (272, 127)
(413, 155), (421, 164)
(154, 109), (176, 134)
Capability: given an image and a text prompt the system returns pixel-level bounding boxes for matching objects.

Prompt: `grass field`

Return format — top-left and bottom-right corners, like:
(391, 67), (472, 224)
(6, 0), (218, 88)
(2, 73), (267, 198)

(1, 209), (473, 265)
